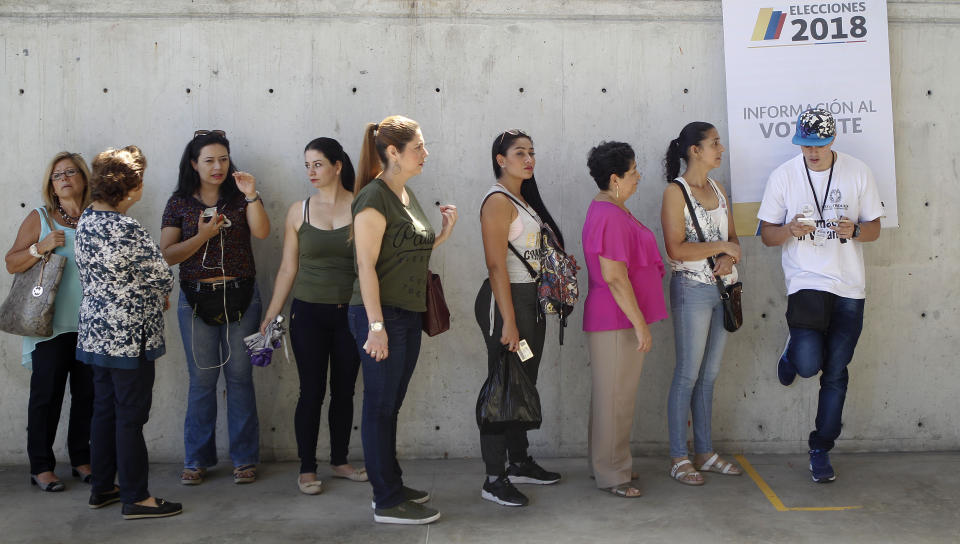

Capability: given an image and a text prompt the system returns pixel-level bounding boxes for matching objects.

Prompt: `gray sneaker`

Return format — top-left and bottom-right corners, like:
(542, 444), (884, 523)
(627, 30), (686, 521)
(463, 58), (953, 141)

(373, 500), (440, 525)
(370, 486), (431, 509)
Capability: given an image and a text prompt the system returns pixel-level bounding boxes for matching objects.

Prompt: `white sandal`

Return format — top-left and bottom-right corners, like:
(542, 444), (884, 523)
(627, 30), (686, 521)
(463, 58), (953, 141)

(697, 453), (742, 476)
(670, 459), (705, 486)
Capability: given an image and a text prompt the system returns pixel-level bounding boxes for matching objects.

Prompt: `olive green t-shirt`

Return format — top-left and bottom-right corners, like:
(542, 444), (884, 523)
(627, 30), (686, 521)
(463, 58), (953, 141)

(349, 179), (435, 312)
(291, 222), (354, 304)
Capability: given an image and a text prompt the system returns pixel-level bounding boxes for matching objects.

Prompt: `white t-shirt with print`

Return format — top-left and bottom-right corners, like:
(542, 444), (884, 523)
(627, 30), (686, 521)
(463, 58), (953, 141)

(757, 151), (883, 299)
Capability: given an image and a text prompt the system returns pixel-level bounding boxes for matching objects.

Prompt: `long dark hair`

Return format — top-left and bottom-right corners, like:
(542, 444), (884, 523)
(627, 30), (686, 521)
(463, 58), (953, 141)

(305, 137), (355, 192)
(174, 131), (240, 200)
(491, 130), (565, 249)
(663, 121), (715, 182)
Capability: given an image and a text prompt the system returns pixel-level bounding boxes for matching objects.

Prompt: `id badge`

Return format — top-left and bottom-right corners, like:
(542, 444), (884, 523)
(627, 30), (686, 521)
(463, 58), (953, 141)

(517, 339), (534, 362)
(813, 227), (831, 247)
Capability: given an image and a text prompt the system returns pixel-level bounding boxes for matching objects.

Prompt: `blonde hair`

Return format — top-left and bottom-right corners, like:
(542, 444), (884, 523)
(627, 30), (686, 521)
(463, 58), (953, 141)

(89, 146), (147, 207)
(40, 151), (92, 213)
(355, 115), (420, 196)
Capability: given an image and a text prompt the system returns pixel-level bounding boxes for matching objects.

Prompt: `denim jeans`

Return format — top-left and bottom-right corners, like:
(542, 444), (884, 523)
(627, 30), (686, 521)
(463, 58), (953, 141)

(89, 360), (154, 505)
(177, 284), (262, 469)
(348, 305), (422, 510)
(28, 332), (94, 475)
(783, 295), (864, 452)
(667, 274), (729, 458)
(289, 299), (361, 472)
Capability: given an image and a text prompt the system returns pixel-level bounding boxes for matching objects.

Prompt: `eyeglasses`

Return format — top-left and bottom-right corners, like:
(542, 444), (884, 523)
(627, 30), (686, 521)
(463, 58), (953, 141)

(498, 129), (527, 148)
(51, 168), (79, 181)
(193, 129), (226, 138)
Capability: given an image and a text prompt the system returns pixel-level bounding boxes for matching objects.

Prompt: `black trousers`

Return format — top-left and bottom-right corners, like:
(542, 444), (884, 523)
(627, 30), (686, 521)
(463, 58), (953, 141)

(289, 299), (361, 472)
(27, 332), (94, 475)
(474, 280), (546, 476)
(90, 360), (155, 505)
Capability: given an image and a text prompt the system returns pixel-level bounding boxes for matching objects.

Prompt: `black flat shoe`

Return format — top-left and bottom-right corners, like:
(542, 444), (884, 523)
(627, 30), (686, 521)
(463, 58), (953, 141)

(89, 488), (121, 509)
(121, 498), (183, 520)
(72, 468), (93, 484)
(30, 475), (65, 492)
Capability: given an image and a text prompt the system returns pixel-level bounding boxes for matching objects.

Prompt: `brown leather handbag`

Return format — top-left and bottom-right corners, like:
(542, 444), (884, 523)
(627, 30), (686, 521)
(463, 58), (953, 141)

(422, 269), (450, 336)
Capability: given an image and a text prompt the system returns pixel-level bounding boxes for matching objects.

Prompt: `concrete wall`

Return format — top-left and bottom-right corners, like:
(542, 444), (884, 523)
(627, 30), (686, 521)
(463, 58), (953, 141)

(1, 0), (957, 465)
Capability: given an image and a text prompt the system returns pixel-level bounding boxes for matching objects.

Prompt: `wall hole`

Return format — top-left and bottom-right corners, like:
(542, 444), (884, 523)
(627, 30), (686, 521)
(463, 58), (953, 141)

(20, 202), (26, 208)
(761, 313), (767, 318)
(926, 90), (932, 96)
(757, 424), (764, 430)
(352, 87), (357, 93)
(921, 312), (926, 318)
(185, 88), (191, 94)
(102, 88), (108, 93)
(268, 88), (274, 94)
(434, 425), (440, 430)
(518, 87), (524, 93)
(683, 88), (689, 94)
(601, 88), (607, 93)
(270, 426), (276, 432)
(917, 421), (924, 427)
(924, 201), (929, 207)
(353, 426), (359, 430)
(435, 87), (440, 93)
(19, 89), (24, 95)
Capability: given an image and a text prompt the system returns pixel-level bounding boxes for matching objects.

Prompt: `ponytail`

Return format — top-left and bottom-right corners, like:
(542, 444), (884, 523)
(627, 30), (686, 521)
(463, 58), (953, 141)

(662, 121), (716, 182)
(354, 115), (421, 197)
(355, 123), (381, 196)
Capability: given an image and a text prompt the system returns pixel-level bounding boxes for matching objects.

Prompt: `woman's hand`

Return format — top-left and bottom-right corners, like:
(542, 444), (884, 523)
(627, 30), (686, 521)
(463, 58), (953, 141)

(196, 213), (225, 241)
(500, 320), (520, 352)
(38, 230), (66, 253)
(260, 313), (277, 335)
(634, 322), (652, 353)
(712, 254), (737, 276)
(363, 329), (389, 362)
(234, 171), (257, 198)
(439, 204), (458, 235)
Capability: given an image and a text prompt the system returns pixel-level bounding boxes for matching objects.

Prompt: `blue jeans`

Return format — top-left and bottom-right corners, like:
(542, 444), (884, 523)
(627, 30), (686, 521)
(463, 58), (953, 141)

(177, 285), (262, 469)
(348, 305), (422, 510)
(667, 274), (729, 458)
(783, 295), (864, 452)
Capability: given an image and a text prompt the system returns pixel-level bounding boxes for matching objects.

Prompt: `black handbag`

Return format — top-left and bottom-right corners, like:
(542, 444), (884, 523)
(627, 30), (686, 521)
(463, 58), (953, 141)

(785, 289), (835, 332)
(670, 180), (743, 333)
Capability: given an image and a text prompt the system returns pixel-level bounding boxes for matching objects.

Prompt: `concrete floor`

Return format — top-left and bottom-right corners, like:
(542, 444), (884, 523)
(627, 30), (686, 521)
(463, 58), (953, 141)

(1, 453), (958, 543)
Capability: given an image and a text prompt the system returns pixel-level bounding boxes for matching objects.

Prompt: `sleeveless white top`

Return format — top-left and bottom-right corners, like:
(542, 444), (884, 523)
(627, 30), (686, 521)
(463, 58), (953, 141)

(482, 185), (541, 284)
(668, 177), (739, 286)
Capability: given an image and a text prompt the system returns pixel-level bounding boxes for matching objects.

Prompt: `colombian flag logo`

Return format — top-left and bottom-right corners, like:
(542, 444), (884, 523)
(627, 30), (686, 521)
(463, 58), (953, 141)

(751, 8), (787, 40)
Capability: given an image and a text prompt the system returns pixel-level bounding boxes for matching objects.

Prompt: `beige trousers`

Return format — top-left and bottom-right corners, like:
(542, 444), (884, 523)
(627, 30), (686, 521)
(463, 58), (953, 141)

(587, 328), (646, 489)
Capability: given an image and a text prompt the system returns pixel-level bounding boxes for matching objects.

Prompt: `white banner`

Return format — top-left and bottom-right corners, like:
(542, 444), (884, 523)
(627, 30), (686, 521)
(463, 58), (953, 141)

(721, 0), (898, 233)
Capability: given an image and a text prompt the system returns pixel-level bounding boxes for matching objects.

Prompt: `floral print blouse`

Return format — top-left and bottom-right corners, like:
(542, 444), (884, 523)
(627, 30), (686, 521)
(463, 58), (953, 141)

(75, 208), (174, 369)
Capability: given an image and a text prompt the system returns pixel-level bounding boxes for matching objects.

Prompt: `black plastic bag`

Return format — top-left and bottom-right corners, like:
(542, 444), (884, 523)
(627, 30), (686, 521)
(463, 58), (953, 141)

(476, 348), (542, 433)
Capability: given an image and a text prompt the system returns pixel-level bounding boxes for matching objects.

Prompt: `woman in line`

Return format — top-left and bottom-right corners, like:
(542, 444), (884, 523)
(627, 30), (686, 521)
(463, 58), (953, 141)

(661, 122), (743, 485)
(261, 137), (366, 495)
(5, 152), (94, 491)
(75, 145), (181, 519)
(474, 129), (565, 507)
(159, 130), (270, 485)
(581, 141), (667, 498)
(348, 115), (457, 524)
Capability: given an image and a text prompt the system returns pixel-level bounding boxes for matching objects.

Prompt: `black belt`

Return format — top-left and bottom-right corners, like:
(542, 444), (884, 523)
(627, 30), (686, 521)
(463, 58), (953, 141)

(181, 278), (252, 293)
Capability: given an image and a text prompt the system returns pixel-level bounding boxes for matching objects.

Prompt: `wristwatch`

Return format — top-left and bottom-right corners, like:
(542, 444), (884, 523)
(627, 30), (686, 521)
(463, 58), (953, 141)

(852, 223), (861, 239)
(29, 243), (42, 258)
(245, 190), (261, 203)
(369, 321), (384, 332)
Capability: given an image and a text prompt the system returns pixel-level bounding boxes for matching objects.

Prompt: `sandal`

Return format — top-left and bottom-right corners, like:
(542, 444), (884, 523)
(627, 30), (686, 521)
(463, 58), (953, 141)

(697, 453), (742, 476)
(606, 482), (643, 498)
(670, 459), (705, 486)
(180, 467), (205, 486)
(331, 465), (368, 482)
(233, 464), (257, 484)
(72, 467), (93, 484)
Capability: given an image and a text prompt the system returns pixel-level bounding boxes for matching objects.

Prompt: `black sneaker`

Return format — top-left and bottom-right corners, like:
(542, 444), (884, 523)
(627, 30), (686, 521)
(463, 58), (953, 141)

(370, 485), (431, 509)
(506, 457), (561, 485)
(809, 449), (837, 483)
(121, 498), (183, 520)
(88, 488), (121, 509)
(373, 500), (441, 525)
(481, 474), (529, 507)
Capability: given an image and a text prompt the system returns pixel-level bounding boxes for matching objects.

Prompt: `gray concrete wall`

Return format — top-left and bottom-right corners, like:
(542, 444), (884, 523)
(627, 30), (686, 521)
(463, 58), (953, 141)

(0, 0), (957, 465)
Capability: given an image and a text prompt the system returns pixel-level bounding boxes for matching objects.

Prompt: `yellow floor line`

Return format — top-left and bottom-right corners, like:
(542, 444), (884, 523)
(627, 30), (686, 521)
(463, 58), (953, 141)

(735, 454), (862, 512)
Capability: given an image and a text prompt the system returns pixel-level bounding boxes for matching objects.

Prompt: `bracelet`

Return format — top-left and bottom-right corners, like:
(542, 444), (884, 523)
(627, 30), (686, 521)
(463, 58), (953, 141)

(29, 243), (42, 258)
(245, 190), (261, 203)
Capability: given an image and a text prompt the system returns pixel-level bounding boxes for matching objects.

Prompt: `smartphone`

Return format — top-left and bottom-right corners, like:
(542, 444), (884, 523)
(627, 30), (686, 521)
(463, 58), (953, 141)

(201, 207), (218, 221)
(517, 339), (534, 362)
(797, 216), (816, 225)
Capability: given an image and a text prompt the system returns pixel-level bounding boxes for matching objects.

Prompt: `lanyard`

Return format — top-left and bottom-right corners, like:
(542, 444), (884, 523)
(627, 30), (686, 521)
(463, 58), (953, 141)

(803, 151), (836, 221)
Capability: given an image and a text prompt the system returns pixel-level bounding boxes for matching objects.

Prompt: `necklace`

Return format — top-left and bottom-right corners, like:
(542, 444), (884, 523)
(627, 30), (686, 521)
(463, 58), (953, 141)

(55, 198), (80, 228)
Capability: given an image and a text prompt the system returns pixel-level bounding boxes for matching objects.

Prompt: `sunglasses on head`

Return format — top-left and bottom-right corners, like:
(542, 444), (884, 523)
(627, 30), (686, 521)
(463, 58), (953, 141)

(498, 129), (528, 147)
(193, 129), (226, 138)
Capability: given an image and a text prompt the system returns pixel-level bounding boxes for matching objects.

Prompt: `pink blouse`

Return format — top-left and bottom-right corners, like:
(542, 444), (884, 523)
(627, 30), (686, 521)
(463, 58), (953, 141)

(581, 201), (667, 331)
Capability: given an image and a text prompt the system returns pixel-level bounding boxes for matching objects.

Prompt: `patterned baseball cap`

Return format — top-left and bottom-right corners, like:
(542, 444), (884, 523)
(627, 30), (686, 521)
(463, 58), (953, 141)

(792, 108), (836, 146)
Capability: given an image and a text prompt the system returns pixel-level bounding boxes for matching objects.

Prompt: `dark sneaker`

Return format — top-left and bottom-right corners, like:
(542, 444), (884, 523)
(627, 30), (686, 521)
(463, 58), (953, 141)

(370, 485), (431, 509)
(506, 457), (561, 485)
(809, 449), (837, 483)
(481, 474), (529, 507)
(88, 488), (121, 509)
(777, 334), (797, 386)
(373, 500), (441, 525)
(121, 498), (183, 520)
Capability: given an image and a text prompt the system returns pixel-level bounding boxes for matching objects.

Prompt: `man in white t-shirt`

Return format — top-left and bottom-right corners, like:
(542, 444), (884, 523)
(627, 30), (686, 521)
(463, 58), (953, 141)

(757, 108), (883, 483)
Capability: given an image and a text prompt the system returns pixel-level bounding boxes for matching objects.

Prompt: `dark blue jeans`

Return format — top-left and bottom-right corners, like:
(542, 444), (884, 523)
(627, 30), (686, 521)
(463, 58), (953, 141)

(348, 305), (422, 510)
(783, 295), (865, 452)
(89, 360), (155, 505)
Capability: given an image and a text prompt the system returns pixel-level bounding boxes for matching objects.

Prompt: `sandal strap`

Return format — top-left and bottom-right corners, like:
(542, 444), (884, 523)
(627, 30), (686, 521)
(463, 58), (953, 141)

(670, 459), (696, 477)
(699, 453), (720, 471)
